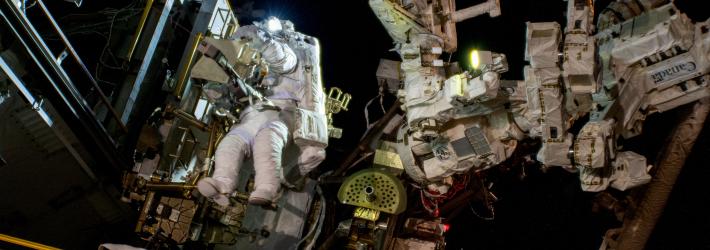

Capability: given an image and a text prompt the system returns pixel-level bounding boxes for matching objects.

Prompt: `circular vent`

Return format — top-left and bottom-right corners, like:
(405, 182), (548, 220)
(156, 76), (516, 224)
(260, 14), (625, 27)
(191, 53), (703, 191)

(337, 168), (406, 214)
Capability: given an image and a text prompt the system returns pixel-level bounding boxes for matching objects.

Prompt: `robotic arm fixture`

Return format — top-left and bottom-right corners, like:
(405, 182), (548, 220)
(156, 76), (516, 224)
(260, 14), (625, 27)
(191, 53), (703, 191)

(371, 0), (516, 193)
(523, 0), (710, 192)
(371, 0), (710, 195)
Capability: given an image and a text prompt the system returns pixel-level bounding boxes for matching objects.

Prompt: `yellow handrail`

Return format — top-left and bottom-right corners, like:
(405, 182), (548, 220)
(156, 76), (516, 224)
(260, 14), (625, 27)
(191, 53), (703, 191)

(126, 0), (155, 62)
(0, 234), (61, 250)
(174, 32), (204, 99)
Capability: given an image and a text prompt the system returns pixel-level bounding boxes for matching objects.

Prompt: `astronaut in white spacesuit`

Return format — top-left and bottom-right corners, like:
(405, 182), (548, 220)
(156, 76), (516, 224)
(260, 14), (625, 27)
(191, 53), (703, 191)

(196, 18), (328, 207)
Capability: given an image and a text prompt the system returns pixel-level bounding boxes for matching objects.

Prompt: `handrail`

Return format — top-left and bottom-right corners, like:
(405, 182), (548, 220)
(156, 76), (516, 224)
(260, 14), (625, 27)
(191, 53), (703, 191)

(174, 32), (203, 99)
(34, 0), (128, 133)
(1, 0), (128, 171)
(122, 0), (175, 123)
(0, 233), (61, 250)
(125, 0), (154, 62)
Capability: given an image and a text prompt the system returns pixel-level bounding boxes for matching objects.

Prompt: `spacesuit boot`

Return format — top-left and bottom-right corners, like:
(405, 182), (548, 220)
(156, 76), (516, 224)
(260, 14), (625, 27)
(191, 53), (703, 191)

(197, 135), (249, 206)
(248, 119), (290, 206)
(196, 178), (231, 207)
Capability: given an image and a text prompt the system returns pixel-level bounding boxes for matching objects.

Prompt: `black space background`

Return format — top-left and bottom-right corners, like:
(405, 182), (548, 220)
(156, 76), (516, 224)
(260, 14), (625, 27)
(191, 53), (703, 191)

(241, 1), (710, 249)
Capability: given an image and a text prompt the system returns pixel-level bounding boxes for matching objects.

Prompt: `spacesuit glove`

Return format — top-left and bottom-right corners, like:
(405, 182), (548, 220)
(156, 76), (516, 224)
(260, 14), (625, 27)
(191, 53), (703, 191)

(298, 145), (326, 176)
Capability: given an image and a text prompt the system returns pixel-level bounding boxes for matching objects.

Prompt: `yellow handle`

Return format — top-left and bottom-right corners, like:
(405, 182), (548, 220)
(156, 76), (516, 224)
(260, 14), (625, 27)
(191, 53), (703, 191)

(0, 234), (61, 250)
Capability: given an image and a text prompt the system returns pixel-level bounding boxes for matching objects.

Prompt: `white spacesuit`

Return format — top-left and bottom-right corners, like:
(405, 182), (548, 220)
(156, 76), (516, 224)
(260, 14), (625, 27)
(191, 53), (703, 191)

(195, 18), (328, 206)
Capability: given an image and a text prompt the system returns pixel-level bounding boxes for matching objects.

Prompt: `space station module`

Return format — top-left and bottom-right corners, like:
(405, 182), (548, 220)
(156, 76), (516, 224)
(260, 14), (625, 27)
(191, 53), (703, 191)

(371, 0), (518, 194)
(519, 1), (710, 191)
(371, 0), (710, 194)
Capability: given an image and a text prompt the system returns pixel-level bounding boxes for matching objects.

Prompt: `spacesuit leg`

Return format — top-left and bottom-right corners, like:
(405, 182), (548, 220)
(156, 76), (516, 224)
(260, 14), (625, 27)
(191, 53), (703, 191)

(197, 109), (279, 206)
(197, 134), (249, 206)
(249, 120), (289, 205)
(213, 135), (250, 191)
(198, 134), (252, 206)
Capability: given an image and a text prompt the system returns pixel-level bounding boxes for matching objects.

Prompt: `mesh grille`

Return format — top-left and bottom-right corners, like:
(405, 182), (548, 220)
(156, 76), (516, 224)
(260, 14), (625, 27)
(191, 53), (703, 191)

(337, 169), (407, 214)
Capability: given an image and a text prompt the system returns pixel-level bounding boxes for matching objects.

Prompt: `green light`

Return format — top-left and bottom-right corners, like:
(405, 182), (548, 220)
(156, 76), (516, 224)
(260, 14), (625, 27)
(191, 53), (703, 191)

(470, 49), (480, 69)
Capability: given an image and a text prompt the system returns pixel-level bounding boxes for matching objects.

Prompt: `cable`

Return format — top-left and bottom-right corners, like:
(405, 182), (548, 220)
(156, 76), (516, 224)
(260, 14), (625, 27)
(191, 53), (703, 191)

(360, 81), (387, 140)
(304, 185), (326, 250)
(362, 95), (378, 139)
(23, 0), (37, 10)
(347, 151), (374, 169)
(469, 201), (495, 221)
(292, 171), (331, 250)
(469, 179), (495, 221)
(100, 4), (141, 70)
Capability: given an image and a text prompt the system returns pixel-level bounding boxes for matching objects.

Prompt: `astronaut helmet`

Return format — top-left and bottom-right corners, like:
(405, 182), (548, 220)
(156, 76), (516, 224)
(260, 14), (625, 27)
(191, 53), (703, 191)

(258, 17), (295, 36)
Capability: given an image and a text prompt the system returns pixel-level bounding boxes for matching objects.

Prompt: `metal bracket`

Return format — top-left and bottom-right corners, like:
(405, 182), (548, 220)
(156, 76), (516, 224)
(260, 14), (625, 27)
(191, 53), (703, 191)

(55, 48), (68, 65)
(30, 96), (43, 111)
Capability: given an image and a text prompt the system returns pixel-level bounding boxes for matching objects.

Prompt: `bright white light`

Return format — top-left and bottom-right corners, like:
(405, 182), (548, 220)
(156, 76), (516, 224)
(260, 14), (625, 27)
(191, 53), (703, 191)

(470, 49), (480, 69)
(193, 99), (209, 120)
(267, 17), (282, 32)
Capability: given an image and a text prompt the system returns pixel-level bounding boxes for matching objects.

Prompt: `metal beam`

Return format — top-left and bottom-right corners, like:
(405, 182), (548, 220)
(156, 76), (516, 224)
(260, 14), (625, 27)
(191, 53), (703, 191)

(0, 56), (97, 181)
(35, 0), (128, 133)
(120, 0), (176, 124)
(0, 1), (127, 173)
(452, 0), (501, 22)
(173, 0), (218, 100)
(125, 0), (155, 62)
